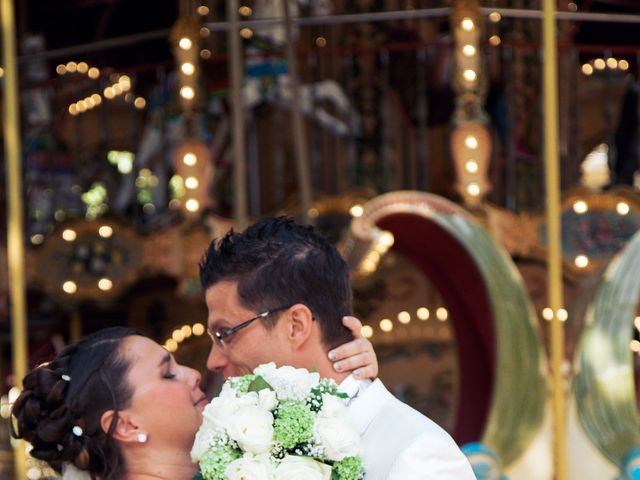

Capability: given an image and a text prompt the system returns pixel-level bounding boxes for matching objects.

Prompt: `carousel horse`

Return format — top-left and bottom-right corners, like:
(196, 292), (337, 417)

(114, 0), (360, 215)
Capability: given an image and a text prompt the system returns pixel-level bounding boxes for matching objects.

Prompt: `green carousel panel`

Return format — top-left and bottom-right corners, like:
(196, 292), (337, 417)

(349, 191), (546, 467)
(574, 229), (640, 467)
(435, 214), (546, 466)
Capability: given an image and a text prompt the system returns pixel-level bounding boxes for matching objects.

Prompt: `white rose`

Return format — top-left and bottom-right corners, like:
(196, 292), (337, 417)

(255, 364), (320, 401)
(319, 394), (348, 418)
(202, 395), (238, 430)
(225, 454), (274, 480)
(203, 390), (260, 431)
(258, 389), (278, 411)
(274, 455), (331, 480)
(190, 428), (212, 462)
(227, 405), (274, 454)
(314, 417), (360, 461)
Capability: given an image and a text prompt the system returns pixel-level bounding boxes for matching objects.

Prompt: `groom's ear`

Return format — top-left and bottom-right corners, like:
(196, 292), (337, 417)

(101, 409), (142, 444)
(285, 304), (314, 350)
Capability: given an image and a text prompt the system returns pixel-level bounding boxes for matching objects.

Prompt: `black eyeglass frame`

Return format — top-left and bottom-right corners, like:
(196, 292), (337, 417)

(208, 305), (292, 348)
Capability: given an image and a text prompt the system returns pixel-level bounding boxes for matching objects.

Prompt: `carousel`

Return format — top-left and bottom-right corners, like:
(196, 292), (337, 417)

(2, 1), (640, 479)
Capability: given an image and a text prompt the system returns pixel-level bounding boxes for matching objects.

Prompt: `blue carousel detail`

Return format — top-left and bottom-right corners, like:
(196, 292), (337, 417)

(461, 442), (508, 480)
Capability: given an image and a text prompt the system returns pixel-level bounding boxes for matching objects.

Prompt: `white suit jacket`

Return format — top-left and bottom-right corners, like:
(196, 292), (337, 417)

(342, 376), (475, 480)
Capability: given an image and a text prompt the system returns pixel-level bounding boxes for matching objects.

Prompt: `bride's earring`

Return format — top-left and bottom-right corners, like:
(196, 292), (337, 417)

(137, 433), (148, 444)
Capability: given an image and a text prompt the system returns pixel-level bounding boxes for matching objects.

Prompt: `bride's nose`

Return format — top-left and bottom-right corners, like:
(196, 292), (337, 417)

(186, 367), (202, 389)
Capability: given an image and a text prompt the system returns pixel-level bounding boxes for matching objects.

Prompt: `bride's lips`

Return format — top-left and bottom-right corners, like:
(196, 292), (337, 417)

(195, 396), (208, 410)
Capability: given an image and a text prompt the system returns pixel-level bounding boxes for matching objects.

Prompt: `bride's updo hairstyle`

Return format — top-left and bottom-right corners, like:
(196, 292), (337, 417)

(11, 327), (140, 479)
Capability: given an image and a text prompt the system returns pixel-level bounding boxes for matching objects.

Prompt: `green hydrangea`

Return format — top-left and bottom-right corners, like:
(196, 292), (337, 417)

(332, 456), (363, 480)
(199, 445), (241, 480)
(228, 374), (257, 394)
(274, 400), (314, 449)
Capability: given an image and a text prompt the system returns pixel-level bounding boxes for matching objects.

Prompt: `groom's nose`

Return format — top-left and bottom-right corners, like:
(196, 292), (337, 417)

(206, 343), (228, 372)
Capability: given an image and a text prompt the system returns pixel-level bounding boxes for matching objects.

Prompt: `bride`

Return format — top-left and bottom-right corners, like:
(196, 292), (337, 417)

(12, 319), (378, 480)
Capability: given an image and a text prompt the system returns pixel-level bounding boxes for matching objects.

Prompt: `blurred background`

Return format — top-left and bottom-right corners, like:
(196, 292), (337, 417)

(1, 1), (640, 478)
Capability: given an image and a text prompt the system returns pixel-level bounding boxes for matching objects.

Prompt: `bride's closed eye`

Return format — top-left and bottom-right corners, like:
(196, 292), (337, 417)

(163, 371), (176, 380)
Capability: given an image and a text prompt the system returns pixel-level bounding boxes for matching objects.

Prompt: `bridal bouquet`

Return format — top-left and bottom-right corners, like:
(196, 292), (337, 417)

(191, 362), (363, 480)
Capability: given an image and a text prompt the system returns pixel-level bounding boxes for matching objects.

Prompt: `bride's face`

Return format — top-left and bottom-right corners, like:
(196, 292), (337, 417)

(119, 336), (208, 449)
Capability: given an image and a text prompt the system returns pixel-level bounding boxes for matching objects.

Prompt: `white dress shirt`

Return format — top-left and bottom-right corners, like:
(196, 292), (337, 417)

(340, 375), (475, 480)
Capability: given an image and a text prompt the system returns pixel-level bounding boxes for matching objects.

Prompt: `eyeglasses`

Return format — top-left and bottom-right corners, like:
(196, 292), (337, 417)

(208, 305), (292, 349)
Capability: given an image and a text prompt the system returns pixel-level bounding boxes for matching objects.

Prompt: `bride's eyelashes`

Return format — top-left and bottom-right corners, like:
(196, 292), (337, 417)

(163, 371), (176, 380)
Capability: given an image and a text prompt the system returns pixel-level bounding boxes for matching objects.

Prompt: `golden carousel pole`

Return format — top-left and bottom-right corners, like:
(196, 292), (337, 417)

(542, 1), (567, 479)
(1, 0), (28, 477)
(227, 0), (248, 229)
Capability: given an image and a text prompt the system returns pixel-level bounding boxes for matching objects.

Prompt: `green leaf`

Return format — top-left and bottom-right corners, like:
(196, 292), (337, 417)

(247, 375), (273, 393)
(192, 472), (204, 480)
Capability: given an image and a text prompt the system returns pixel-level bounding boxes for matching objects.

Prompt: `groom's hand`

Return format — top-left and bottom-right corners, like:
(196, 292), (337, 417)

(328, 316), (378, 380)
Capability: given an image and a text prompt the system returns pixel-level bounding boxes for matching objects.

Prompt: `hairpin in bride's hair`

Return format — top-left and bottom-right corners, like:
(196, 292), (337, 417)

(72, 426), (83, 437)
(61, 374), (71, 382)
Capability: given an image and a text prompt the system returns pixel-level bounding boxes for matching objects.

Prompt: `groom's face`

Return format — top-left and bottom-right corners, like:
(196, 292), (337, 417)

(204, 280), (288, 379)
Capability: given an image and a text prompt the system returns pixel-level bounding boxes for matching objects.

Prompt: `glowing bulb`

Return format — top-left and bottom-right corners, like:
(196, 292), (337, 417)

(616, 202), (630, 215)
(417, 307), (430, 320)
(361, 325), (374, 338)
(98, 278), (113, 291)
(165, 339), (178, 352)
(172, 329), (185, 342)
(557, 309), (568, 322)
(489, 35), (501, 47)
(88, 67), (100, 79)
(379, 231), (395, 248)
(467, 183), (481, 196)
(465, 161), (478, 173)
(573, 200), (588, 214)
(113, 84), (123, 95)
(574, 255), (589, 268)
(200, 27), (211, 37)
(542, 308), (554, 320)
(462, 45), (476, 57)
(134, 97), (146, 109)
(192, 323), (206, 336)
(634, 316), (640, 332)
(350, 204), (364, 217)
(180, 86), (195, 100)
(77, 62), (88, 74)
(181, 325), (193, 338)
(379, 319), (393, 332)
(104, 87), (115, 99)
(68, 104), (78, 116)
(56, 64), (66, 75)
(239, 6), (252, 16)
(197, 5), (209, 15)
(594, 58), (606, 70)
(461, 17), (474, 31)
(436, 307), (448, 321)
(183, 152), (197, 166)
(98, 225), (113, 238)
(465, 135), (478, 149)
(185, 177), (199, 190)
(62, 281), (77, 294)
(62, 229), (77, 241)
(179, 37), (193, 50)
(181, 62), (195, 76)
(631, 340), (640, 353)
(463, 69), (477, 82)
(185, 199), (200, 212)
(619, 59), (629, 71)
(66, 61), (77, 73)
(606, 57), (618, 69)
(91, 93), (102, 105)
(489, 11), (502, 22)
(397, 311), (411, 324)
(240, 28), (253, 39)
(580, 64), (593, 75)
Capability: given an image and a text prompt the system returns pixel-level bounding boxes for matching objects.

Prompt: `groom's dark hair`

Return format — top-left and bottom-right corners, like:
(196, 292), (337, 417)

(199, 216), (354, 349)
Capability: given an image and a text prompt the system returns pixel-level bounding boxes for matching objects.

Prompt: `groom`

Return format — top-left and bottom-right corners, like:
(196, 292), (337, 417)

(199, 216), (474, 479)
